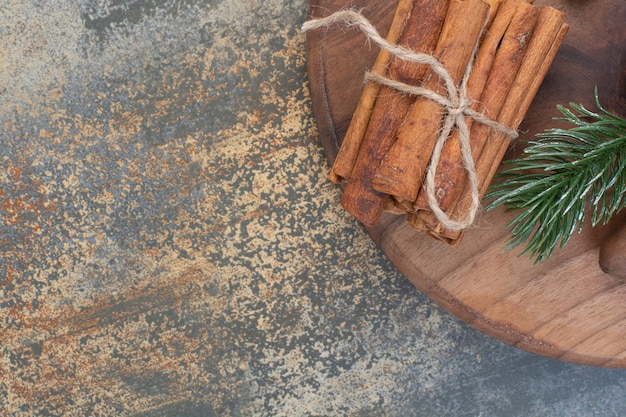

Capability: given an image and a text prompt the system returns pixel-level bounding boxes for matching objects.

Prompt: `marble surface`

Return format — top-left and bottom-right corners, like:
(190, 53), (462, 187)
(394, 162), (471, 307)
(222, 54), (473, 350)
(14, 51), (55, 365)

(1, 0), (626, 416)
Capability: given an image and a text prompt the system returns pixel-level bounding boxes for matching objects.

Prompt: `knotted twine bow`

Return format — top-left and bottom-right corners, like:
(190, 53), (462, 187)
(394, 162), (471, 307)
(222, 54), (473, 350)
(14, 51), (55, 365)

(302, 10), (519, 230)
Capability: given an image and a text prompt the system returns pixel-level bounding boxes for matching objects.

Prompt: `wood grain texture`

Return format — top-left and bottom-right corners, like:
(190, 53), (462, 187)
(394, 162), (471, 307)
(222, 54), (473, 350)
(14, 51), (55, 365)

(306, 0), (626, 367)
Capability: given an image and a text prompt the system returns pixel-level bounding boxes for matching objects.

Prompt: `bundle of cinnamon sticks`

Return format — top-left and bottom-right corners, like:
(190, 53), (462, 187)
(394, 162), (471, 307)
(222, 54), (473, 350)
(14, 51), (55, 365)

(330, 0), (568, 246)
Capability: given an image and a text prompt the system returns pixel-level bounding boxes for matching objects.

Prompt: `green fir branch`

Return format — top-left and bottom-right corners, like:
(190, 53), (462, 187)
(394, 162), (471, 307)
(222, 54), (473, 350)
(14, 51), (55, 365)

(485, 90), (626, 263)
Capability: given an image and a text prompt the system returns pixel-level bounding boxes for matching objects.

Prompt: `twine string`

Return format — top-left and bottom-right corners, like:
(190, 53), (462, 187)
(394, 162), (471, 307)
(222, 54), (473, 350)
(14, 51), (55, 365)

(302, 10), (518, 230)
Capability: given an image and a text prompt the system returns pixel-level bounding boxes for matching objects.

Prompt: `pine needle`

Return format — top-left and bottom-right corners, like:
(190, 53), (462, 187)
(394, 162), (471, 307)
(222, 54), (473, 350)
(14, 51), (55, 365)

(485, 89), (626, 263)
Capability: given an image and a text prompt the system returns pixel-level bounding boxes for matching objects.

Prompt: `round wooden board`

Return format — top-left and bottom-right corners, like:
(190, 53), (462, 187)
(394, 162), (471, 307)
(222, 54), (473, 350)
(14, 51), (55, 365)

(306, 0), (626, 367)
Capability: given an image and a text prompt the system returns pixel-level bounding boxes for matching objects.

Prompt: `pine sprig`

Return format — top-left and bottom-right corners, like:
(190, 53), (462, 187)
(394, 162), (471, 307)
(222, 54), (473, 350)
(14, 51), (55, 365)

(485, 90), (626, 263)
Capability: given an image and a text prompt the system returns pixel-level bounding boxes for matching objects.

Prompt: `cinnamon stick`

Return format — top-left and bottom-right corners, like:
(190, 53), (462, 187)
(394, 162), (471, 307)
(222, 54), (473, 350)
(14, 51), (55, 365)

(383, 197), (414, 216)
(340, 0), (451, 226)
(371, 0), (491, 203)
(410, 0), (538, 229)
(443, 8), (569, 243)
(329, 0), (415, 184)
(483, 0), (503, 30)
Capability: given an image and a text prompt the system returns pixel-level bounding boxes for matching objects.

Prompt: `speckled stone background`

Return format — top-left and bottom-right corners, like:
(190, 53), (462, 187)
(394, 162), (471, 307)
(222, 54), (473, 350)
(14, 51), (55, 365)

(2, 1), (626, 416)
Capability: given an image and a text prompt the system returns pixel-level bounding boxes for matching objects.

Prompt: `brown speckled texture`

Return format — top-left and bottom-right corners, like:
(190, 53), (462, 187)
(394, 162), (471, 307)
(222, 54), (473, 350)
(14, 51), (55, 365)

(2, 1), (626, 416)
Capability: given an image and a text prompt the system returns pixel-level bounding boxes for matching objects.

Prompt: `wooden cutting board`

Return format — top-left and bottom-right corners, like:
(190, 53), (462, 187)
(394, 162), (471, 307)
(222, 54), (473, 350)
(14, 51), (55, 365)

(306, 0), (626, 367)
